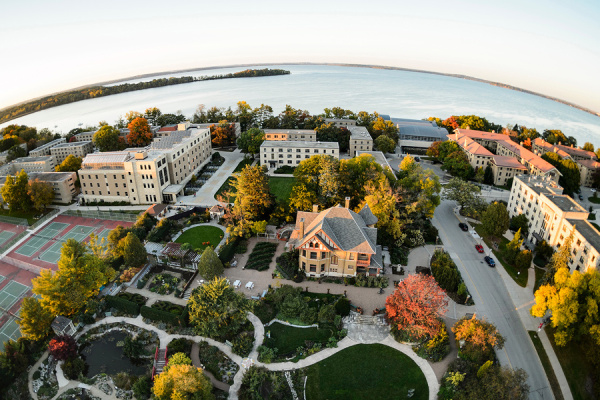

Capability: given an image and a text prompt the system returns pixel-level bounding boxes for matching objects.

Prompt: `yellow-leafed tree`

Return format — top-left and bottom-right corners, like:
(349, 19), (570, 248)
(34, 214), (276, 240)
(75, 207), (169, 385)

(152, 353), (213, 400)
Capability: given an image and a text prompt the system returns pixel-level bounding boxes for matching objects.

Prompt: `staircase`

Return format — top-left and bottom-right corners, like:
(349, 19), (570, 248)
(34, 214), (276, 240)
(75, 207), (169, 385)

(152, 348), (168, 378)
(183, 286), (194, 300)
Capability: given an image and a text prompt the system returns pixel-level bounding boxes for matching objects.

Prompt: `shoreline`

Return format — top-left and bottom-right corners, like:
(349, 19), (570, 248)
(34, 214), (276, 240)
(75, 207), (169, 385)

(1, 62), (598, 119)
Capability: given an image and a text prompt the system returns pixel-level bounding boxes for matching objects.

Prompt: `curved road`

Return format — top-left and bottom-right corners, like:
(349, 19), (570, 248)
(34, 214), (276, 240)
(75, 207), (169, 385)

(433, 200), (553, 400)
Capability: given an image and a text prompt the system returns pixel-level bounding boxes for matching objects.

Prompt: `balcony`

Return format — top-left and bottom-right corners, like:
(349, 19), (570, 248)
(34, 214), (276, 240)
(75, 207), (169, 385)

(357, 259), (370, 266)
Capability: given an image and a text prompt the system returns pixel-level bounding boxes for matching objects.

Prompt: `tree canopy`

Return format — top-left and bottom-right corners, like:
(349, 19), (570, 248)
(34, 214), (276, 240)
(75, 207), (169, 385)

(55, 154), (83, 172)
(28, 179), (54, 212)
(152, 358), (213, 400)
(0, 170), (31, 212)
(481, 202), (510, 238)
(237, 128), (265, 156)
(93, 125), (125, 152)
(541, 152), (580, 195)
(375, 135), (396, 154)
(127, 117), (153, 147)
(197, 247), (224, 280)
(17, 297), (54, 341)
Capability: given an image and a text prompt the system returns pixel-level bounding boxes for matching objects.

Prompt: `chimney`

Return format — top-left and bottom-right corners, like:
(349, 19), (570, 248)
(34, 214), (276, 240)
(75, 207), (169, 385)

(298, 218), (304, 238)
(345, 197), (351, 209)
(313, 204), (318, 213)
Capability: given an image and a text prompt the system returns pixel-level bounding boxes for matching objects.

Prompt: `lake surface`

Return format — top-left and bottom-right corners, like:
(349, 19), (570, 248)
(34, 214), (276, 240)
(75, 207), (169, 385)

(3, 64), (600, 144)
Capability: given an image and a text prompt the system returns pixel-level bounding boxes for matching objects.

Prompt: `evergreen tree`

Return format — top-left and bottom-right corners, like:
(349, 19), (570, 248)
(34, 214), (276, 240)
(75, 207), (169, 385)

(197, 247), (224, 280)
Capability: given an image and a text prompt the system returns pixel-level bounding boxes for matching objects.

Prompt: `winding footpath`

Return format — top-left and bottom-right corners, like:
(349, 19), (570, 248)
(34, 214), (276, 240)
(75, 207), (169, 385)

(32, 312), (439, 400)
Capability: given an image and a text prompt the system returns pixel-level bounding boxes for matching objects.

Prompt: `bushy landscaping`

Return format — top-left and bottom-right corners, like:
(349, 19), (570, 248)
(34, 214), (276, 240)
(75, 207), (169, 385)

(196, 342), (239, 384)
(245, 242), (278, 271)
(147, 273), (181, 295)
(239, 366), (300, 400)
(430, 249), (471, 304)
(151, 300), (185, 315)
(175, 225), (224, 252)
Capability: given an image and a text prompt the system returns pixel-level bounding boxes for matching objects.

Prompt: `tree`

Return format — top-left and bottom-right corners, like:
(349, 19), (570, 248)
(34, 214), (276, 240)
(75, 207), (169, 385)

(33, 239), (115, 316)
(48, 335), (78, 361)
(385, 274), (448, 340)
(542, 152), (580, 195)
(17, 297), (53, 341)
(483, 165), (494, 185)
(543, 129), (572, 146)
(0, 170), (30, 212)
(443, 178), (483, 211)
(375, 135), (396, 154)
(458, 365), (529, 400)
(210, 121), (237, 147)
(125, 111), (143, 123)
(504, 228), (523, 264)
(370, 117), (399, 144)
(167, 352), (192, 366)
(481, 202), (510, 238)
(361, 177), (402, 242)
(397, 155), (441, 218)
(584, 142), (595, 152)
(442, 150), (473, 179)
(117, 232), (147, 268)
(55, 154), (82, 172)
(152, 363), (213, 400)
(188, 277), (253, 338)
(93, 125), (124, 152)
(228, 165), (273, 237)
(534, 240), (554, 261)
(197, 247), (224, 280)
(474, 167), (485, 183)
(453, 316), (505, 362)
(515, 250), (533, 270)
(144, 107), (162, 123)
(315, 123), (350, 152)
(0, 340), (28, 377)
(6, 144), (26, 161)
(132, 376), (152, 400)
(127, 117), (153, 147)
(28, 179), (54, 212)
(237, 128), (264, 156)
(510, 214), (529, 236)
(289, 155), (341, 210)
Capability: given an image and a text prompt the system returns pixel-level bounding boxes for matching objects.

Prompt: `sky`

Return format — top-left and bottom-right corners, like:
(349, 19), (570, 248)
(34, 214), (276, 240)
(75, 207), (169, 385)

(1, 0), (599, 112)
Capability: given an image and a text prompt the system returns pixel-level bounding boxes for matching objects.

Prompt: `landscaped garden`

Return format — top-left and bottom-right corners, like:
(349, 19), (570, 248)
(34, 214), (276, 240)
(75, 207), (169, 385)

(304, 344), (429, 400)
(244, 242), (278, 271)
(264, 322), (334, 355)
(147, 273), (181, 295)
(151, 300), (185, 315)
(196, 342), (239, 384)
(175, 225), (224, 252)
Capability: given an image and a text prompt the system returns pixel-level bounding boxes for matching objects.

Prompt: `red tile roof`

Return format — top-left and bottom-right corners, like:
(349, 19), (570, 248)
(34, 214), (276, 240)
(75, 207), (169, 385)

(498, 140), (558, 173)
(491, 155), (527, 169)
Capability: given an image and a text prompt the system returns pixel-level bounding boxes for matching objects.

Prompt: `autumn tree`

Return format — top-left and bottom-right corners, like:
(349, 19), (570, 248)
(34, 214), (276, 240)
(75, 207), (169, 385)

(583, 142), (595, 152)
(360, 177), (402, 241)
(28, 179), (54, 212)
(442, 150), (473, 179)
(125, 111), (143, 123)
(542, 152), (581, 195)
(116, 232), (147, 268)
(315, 122), (350, 152)
(210, 121), (237, 147)
(33, 239), (115, 316)
(453, 316), (504, 363)
(427, 140), (460, 162)
(370, 116), (399, 144)
(397, 155), (441, 218)
(385, 274), (448, 340)
(152, 358), (213, 400)
(289, 155), (341, 210)
(375, 134), (396, 154)
(237, 128), (265, 157)
(338, 154), (390, 205)
(127, 117), (153, 147)
(0, 170), (30, 212)
(93, 125), (124, 152)
(481, 201), (510, 239)
(504, 228), (523, 264)
(188, 277), (253, 338)
(228, 165), (273, 238)
(144, 107), (162, 124)
(197, 247), (224, 280)
(55, 154), (82, 172)
(6, 145), (26, 161)
(17, 297), (54, 341)
(48, 335), (78, 360)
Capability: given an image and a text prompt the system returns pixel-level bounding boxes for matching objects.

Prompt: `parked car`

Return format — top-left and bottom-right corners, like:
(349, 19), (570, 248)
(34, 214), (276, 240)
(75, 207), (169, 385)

(484, 256), (496, 267)
(459, 223), (468, 231)
(414, 156), (421, 162)
(579, 194), (584, 200)
(475, 244), (484, 253)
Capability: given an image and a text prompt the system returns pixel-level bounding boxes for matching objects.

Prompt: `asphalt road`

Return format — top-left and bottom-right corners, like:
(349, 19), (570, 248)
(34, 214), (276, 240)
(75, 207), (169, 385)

(433, 200), (553, 400)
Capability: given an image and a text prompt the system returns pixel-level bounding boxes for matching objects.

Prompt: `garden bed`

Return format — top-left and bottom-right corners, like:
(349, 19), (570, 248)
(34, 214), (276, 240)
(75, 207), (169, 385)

(147, 273), (181, 295)
(196, 342), (239, 384)
(151, 300), (185, 315)
(244, 242), (278, 271)
(116, 292), (147, 306)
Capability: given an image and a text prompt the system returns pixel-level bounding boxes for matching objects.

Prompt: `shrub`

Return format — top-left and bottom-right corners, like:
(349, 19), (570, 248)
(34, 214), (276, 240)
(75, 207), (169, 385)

(48, 335), (77, 361)
(430, 250), (460, 293)
(218, 236), (239, 263)
(116, 292), (147, 306)
(334, 298), (351, 317)
(232, 331), (254, 357)
(258, 346), (277, 363)
(141, 305), (181, 325)
(167, 338), (193, 356)
(132, 376), (152, 400)
(106, 295), (141, 315)
(412, 324), (450, 362)
(113, 372), (136, 390)
(275, 250), (299, 280)
(62, 356), (86, 380)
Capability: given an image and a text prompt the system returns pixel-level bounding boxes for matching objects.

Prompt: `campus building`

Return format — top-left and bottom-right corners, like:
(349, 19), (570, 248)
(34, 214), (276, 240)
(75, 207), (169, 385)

(28, 138), (66, 157)
(263, 129), (317, 142)
(78, 126), (161, 143)
(78, 127), (212, 204)
(0, 155), (57, 175)
(508, 174), (600, 271)
(392, 118), (448, 154)
(260, 141), (339, 170)
(348, 126), (373, 157)
(50, 141), (94, 164)
(577, 159), (600, 187)
(490, 156), (528, 186)
(287, 199), (383, 278)
(156, 122), (241, 139)
(325, 118), (356, 127)
(0, 172), (77, 204)
(532, 138), (597, 161)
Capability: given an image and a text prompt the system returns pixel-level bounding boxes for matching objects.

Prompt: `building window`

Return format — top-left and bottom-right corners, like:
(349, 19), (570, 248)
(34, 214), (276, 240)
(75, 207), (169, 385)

(331, 256), (338, 265)
(310, 264), (316, 272)
(321, 264), (325, 272)
(310, 252), (317, 259)
(302, 250), (306, 257)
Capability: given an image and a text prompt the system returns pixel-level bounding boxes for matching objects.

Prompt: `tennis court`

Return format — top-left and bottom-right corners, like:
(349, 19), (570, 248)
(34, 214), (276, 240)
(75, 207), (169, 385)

(15, 222), (69, 257)
(97, 228), (112, 242)
(0, 280), (30, 310)
(0, 316), (21, 349)
(0, 231), (16, 247)
(38, 225), (96, 264)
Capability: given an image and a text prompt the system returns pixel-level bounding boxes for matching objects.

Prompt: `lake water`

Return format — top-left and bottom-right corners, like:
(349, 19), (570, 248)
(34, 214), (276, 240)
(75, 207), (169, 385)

(3, 64), (600, 144)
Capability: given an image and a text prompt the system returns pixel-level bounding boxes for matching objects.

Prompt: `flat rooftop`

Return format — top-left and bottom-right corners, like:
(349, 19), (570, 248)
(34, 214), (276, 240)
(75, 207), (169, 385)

(567, 219), (600, 252)
(515, 174), (563, 196)
(31, 138), (65, 151)
(260, 141), (339, 149)
(546, 194), (586, 213)
(0, 171), (74, 184)
(347, 126), (372, 140)
(13, 155), (54, 163)
(393, 118), (448, 140)
(52, 141), (92, 149)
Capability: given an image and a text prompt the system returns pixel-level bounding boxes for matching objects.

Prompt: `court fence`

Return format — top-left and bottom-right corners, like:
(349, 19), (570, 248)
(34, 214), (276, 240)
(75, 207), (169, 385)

(0, 231), (29, 255)
(63, 209), (140, 223)
(30, 209), (62, 231)
(0, 215), (28, 226)
(0, 256), (46, 275)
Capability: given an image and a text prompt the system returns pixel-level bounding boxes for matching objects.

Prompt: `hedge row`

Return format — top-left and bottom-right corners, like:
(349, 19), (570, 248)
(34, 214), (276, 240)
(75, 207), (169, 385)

(218, 236), (240, 263)
(253, 243), (277, 251)
(141, 305), (183, 326)
(248, 254), (274, 264)
(106, 295), (141, 315)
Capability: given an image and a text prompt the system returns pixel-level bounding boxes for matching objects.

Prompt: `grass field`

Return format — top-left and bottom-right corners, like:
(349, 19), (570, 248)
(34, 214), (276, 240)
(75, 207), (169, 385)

(528, 331), (564, 400)
(175, 226), (224, 252)
(264, 322), (333, 354)
(0, 207), (51, 225)
(215, 170), (296, 204)
(305, 344), (428, 400)
(474, 224), (528, 287)
(546, 326), (594, 400)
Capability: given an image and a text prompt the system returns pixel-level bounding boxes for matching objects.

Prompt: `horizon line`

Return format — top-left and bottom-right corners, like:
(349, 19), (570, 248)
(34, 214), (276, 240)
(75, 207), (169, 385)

(2, 62), (598, 118)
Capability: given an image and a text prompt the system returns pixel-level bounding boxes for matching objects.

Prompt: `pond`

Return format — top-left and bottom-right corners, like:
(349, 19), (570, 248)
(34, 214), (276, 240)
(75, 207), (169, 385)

(80, 331), (150, 378)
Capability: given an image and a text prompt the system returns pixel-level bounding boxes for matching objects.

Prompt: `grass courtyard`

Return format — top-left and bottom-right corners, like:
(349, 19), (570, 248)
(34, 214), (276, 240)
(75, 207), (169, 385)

(175, 225), (224, 252)
(305, 344), (428, 400)
(215, 173), (295, 204)
(0, 207), (51, 225)
(264, 322), (333, 354)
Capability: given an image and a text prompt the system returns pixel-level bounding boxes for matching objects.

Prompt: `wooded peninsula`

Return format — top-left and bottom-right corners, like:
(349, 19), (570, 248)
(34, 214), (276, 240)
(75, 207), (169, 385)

(0, 68), (290, 124)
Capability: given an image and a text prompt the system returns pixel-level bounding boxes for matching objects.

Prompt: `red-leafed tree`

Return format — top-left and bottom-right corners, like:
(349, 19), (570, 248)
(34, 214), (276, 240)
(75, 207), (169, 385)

(386, 274), (448, 339)
(210, 121), (237, 147)
(48, 335), (78, 361)
(443, 116), (459, 130)
(127, 117), (153, 147)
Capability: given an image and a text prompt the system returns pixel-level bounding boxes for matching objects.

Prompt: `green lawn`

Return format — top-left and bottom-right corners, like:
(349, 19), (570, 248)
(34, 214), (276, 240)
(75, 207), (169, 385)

(305, 344), (428, 400)
(0, 207), (51, 225)
(264, 322), (333, 354)
(474, 224), (528, 287)
(268, 177), (295, 203)
(175, 226), (224, 252)
(546, 327), (594, 400)
(528, 331), (564, 400)
(588, 196), (600, 204)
